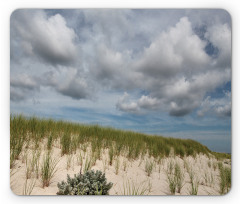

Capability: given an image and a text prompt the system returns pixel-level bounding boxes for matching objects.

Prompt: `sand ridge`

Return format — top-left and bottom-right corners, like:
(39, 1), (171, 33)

(10, 139), (230, 196)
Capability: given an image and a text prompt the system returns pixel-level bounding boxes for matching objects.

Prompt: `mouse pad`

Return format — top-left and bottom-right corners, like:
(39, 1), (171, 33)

(10, 9), (231, 195)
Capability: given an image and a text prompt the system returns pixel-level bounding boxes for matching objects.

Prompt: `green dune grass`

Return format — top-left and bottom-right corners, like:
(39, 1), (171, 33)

(10, 114), (230, 169)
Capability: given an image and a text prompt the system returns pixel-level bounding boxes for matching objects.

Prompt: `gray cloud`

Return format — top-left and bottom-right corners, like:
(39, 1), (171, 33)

(114, 17), (231, 116)
(11, 9), (78, 66)
(197, 91), (231, 117)
(10, 74), (40, 102)
(10, 74), (40, 91)
(10, 9), (231, 118)
(205, 23), (231, 68)
(89, 45), (139, 90)
(135, 17), (211, 79)
(10, 88), (27, 102)
(116, 93), (139, 114)
(56, 68), (92, 100)
(10, 68), (93, 102)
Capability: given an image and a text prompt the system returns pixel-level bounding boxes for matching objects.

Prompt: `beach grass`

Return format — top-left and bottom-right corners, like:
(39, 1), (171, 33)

(10, 114), (231, 195)
(10, 114), (225, 171)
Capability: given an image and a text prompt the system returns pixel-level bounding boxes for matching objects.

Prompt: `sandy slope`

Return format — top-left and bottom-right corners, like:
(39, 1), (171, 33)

(10, 140), (230, 196)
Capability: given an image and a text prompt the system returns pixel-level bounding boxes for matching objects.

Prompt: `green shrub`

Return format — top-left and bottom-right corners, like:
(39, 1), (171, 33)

(57, 170), (113, 195)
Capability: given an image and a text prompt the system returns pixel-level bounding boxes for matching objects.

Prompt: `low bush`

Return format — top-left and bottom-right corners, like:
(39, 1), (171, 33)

(57, 170), (113, 195)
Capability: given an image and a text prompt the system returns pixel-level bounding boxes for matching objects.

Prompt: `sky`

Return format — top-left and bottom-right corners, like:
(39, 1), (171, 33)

(10, 9), (231, 153)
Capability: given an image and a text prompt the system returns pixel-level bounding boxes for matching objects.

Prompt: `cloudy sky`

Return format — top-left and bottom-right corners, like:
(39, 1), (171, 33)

(10, 9), (231, 153)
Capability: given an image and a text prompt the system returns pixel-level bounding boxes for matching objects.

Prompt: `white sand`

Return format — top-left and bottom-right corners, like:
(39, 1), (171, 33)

(10, 140), (231, 195)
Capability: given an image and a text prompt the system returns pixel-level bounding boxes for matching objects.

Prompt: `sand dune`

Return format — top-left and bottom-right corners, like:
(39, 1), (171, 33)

(10, 139), (231, 196)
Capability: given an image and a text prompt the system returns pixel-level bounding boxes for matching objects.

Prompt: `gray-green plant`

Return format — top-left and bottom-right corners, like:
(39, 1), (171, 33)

(57, 170), (113, 195)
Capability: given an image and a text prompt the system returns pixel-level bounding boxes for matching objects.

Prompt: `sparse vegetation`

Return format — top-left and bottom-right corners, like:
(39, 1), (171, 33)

(189, 179), (199, 195)
(61, 131), (71, 155)
(120, 179), (152, 195)
(175, 163), (185, 193)
(114, 157), (120, 175)
(102, 158), (108, 173)
(167, 161), (185, 194)
(25, 150), (41, 179)
(77, 151), (83, 166)
(47, 135), (53, 151)
(10, 115), (218, 170)
(145, 159), (154, 177)
(219, 165), (231, 194)
(188, 168), (199, 195)
(40, 152), (59, 188)
(208, 161), (211, 168)
(167, 173), (177, 194)
(123, 159), (128, 171)
(83, 155), (93, 173)
(66, 154), (73, 170)
(109, 146), (114, 166)
(23, 178), (36, 195)
(10, 114), (231, 195)
(203, 171), (214, 187)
